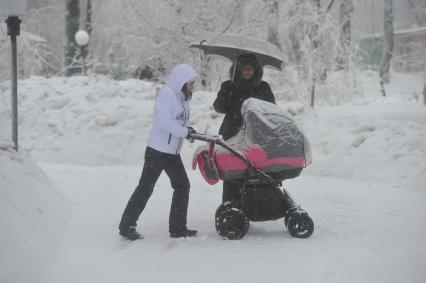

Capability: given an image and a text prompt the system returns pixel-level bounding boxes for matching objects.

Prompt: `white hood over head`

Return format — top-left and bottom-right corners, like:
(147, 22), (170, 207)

(168, 64), (198, 95)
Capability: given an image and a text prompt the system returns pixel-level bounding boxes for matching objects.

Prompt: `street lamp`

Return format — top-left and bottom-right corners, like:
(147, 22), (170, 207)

(74, 30), (90, 75)
(0, 0), (27, 151)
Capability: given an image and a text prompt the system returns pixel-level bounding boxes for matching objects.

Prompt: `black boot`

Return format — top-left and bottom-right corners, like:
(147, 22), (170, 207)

(119, 226), (144, 240)
(170, 228), (198, 238)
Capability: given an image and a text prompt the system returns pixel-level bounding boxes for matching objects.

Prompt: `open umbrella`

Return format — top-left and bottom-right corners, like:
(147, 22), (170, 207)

(189, 32), (286, 71)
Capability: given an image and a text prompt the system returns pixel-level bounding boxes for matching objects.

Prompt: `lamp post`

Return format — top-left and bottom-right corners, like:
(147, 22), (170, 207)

(74, 30), (89, 75)
(0, 0), (27, 151)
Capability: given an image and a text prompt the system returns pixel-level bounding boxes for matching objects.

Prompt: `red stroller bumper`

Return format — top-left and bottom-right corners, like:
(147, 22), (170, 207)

(193, 142), (306, 185)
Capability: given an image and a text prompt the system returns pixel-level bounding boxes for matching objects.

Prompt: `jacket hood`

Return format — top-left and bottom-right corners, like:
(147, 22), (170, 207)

(229, 53), (263, 90)
(168, 64), (198, 95)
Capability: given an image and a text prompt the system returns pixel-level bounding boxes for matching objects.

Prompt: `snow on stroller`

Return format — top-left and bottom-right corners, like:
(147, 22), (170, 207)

(191, 98), (314, 240)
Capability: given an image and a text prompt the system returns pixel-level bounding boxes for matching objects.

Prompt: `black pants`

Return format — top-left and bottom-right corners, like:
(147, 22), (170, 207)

(119, 147), (190, 234)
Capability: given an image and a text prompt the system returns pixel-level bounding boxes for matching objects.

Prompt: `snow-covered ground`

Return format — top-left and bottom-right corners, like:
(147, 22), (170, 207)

(39, 163), (426, 283)
(0, 72), (425, 282)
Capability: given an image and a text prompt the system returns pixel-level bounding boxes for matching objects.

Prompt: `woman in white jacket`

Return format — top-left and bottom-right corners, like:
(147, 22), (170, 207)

(119, 64), (198, 240)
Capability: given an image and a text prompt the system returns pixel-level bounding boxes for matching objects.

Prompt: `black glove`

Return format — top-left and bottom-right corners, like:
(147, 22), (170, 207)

(186, 126), (197, 143)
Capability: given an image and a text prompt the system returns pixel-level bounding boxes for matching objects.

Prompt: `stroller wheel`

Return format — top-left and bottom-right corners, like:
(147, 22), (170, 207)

(215, 204), (249, 240)
(287, 213), (314, 239)
(284, 206), (300, 228)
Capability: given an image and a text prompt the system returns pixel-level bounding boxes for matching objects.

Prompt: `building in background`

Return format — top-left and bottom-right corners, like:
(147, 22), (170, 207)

(393, 27), (426, 73)
(359, 26), (426, 74)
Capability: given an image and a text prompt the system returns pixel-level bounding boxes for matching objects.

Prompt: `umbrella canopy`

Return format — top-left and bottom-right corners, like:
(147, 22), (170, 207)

(189, 32), (286, 70)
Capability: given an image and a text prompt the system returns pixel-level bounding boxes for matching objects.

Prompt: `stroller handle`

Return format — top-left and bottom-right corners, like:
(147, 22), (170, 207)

(188, 133), (276, 184)
(188, 133), (222, 143)
(188, 133), (246, 160)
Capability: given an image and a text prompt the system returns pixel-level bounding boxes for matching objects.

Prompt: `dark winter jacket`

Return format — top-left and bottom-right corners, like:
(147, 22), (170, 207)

(213, 54), (276, 140)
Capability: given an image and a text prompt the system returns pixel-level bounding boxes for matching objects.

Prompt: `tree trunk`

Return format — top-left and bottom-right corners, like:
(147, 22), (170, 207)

(200, 56), (211, 91)
(380, 79), (387, 97)
(310, 0), (327, 81)
(337, 0), (353, 70)
(310, 0), (321, 51)
(380, 0), (393, 84)
(326, 0), (337, 12)
(407, 0), (424, 27)
(265, 1), (281, 50)
(80, 0), (92, 73)
(311, 78), (316, 108)
(288, 2), (302, 65)
(65, 0), (80, 77)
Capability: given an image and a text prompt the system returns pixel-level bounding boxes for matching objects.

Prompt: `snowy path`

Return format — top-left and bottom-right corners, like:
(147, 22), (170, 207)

(40, 162), (426, 283)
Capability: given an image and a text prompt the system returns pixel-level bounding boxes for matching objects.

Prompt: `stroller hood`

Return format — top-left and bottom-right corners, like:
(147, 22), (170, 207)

(216, 98), (311, 180)
(239, 98), (311, 164)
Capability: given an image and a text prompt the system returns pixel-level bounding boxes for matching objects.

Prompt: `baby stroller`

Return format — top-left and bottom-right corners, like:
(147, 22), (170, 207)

(191, 98), (314, 240)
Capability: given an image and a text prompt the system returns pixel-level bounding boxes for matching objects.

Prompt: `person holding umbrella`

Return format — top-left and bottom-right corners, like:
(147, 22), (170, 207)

(118, 64), (198, 240)
(213, 53), (276, 204)
(190, 32), (284, 205)
(214, 53), (276, 140)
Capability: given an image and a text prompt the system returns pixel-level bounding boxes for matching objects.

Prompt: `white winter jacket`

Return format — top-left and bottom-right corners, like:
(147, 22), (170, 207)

(146, 64), (198, 155)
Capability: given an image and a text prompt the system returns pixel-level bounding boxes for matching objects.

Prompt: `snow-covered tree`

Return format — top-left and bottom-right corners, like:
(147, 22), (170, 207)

(1, 0), (423, 109)
(0, 0), (65, 79)
(88, 0), (248, 85)
(0, 26), (55, 79)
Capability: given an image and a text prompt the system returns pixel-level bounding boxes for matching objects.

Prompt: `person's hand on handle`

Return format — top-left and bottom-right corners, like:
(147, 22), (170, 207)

(186, 127), (197, 143)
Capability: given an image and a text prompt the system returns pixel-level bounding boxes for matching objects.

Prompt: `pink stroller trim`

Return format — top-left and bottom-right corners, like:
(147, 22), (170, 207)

(215, 147), (305, 172)
(192, 141), (220, 185)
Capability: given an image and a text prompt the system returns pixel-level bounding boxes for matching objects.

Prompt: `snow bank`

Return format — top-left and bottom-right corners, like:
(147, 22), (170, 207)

(0, 73), (425, 190)
(294, 71), (426, 190)
(0, 76), (158, 164)
(0, 144), (69, 283)
(300, 104), (426, 191)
